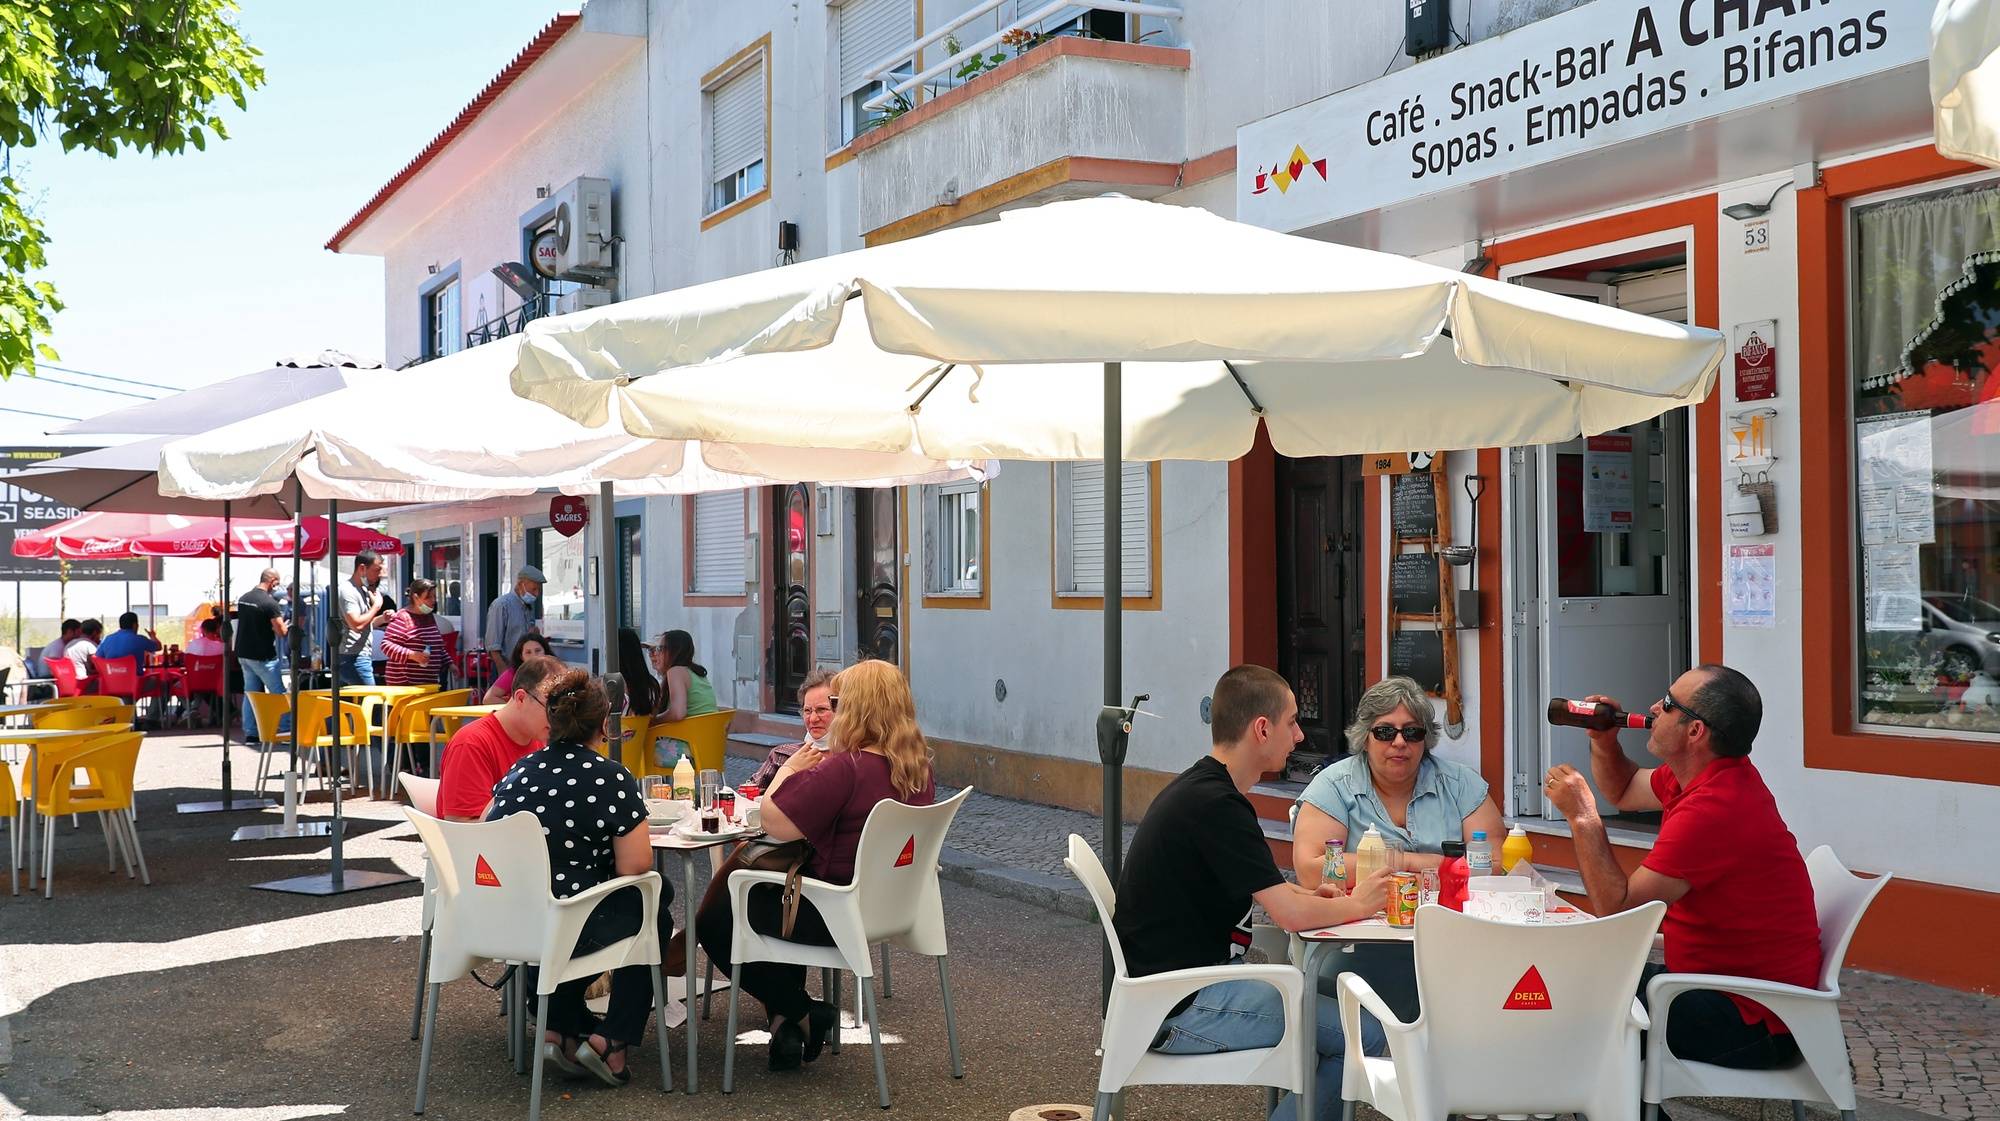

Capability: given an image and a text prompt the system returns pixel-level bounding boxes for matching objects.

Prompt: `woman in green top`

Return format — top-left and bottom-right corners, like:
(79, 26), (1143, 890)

(651, 628), (719, 768)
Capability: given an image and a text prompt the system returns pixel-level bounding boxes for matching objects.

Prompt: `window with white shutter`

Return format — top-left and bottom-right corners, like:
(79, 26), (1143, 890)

(706, 52), (767, 214)
(1055, 462), (1153, 597)
(834, 0), (914, 143)
(689, 491), (747, 596)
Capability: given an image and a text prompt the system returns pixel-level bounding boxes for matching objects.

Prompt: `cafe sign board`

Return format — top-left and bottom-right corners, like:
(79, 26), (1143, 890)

(1237, 0), (1930, 232)
(0, 447), (146, 580)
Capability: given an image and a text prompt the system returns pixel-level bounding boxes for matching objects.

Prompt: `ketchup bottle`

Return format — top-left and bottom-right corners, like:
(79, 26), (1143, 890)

(1438, 840), (1471, 911)
(1547, 697), (1653, 731)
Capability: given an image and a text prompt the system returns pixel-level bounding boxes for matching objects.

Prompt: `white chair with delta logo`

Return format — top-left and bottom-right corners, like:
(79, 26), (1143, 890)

(1644, 846), (1892, 1121)
(400, 772), (441, 1042)
(721, 786), (973, 1108)
(408, 809), (671, 1121)
(1065, 834), (1312, 1121)
(1339, 901), (1666, 1121)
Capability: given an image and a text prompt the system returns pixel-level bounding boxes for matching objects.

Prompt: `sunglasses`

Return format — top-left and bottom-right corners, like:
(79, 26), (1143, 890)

(1660, 689), (1715, 728)
(1368, 723), (1428, 744)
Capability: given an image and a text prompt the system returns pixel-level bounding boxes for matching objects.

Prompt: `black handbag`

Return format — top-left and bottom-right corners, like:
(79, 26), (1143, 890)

(698, 836), (815, 938)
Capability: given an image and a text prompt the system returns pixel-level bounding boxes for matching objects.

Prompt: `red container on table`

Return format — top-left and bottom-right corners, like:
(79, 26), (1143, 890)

(738, 782), (761, 802)
(717, 789), (737, 822)
(1438, 841), (1471, 911)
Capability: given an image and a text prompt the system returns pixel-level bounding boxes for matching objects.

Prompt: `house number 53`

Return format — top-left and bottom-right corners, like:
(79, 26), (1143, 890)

(1742, 219), (1771, 254)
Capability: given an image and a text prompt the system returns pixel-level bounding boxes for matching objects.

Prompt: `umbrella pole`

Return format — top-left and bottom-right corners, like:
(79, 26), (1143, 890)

(180, 502), (275, 816)
(233, 481), (324, 841)
(252, 498), (411, 892)
(1096, 361), (1130, 1004)
(600, 481), (620, 679)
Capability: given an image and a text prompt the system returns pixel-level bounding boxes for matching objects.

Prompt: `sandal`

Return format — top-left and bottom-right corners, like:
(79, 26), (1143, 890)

(574, 1037), (631, 1087)
(540, 1037), (588, 1079)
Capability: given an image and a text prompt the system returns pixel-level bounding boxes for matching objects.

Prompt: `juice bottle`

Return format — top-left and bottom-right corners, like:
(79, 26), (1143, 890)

(1321, 839), (1347, 892)
(671, 752), (695, 802)
(1501, 825), (1534, 873)
(1350, 825), (1387, 901)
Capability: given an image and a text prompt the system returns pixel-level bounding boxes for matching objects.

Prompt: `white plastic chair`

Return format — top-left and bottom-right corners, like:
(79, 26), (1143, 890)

(722, 786), (973, 1108)
(401, 773), (441, 1041)
(1644, 846), (1892, 1121)
(1064, 834), (1312, 1121)
(407, 809), (671, 1120)
(1340, 901), (1666, 1121)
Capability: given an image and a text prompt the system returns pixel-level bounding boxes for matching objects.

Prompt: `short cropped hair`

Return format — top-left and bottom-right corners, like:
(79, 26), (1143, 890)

(1689, 663), (1762, 758)
(1210, 664), (1293, 746)
(353, 548), (379, 571)
(509, 654), (563, 699)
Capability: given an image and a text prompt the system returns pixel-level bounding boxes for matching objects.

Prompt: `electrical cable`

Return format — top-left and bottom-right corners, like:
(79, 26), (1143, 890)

(39, 364), (180, 393)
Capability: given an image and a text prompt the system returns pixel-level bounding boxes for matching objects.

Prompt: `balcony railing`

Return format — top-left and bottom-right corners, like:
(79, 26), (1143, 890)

(465, 292), (556, 350)
(862, 0), (1181, 114)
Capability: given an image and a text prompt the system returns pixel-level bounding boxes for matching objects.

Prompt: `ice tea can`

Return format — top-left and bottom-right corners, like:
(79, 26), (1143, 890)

(1386, 871), (1421, 926)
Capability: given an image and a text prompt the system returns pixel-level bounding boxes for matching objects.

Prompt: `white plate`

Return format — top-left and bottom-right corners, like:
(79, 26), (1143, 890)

(670, 817), (750, 841)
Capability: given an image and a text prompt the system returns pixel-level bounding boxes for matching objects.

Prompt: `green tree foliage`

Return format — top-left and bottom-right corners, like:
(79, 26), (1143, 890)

(0, 1), (264, 378)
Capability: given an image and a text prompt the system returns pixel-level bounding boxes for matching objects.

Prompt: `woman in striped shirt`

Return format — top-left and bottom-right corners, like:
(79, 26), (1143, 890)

(382, 578), (447, 687)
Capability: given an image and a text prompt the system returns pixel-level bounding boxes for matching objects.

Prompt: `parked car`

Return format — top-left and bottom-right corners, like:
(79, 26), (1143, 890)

(1921, 591), (2000, 681)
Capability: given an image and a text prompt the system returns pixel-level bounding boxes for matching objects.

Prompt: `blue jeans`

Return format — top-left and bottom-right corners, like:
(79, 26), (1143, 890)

(335, 653), (374, 687)
(239, 656), (288, 742)
(1154, 973), (1386, 1121)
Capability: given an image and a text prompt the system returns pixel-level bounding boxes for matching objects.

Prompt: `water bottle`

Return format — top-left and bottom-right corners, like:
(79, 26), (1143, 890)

(1467, 830), (1494, 878)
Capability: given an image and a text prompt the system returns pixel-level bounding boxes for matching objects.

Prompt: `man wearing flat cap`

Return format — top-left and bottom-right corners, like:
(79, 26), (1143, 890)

(485, 565), (545, 670)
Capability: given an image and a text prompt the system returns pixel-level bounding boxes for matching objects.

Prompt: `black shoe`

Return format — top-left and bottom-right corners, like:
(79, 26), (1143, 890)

(769, 1016), (805, 1072)
(802, 1000), (836, 1063)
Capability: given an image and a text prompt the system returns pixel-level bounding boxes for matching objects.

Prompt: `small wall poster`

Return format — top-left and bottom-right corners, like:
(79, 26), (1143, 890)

(1582, 434), (1635, 533)
(1726, 544), (1777, 628)
(1734, 320), (1778, 402)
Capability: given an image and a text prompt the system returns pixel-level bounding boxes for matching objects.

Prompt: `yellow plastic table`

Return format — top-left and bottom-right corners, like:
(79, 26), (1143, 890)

(0, 725), (135, 892)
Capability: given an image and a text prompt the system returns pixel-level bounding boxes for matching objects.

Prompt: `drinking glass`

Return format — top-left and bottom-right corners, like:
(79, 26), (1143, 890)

(643, 776), (670, 803)
(698, 769), (722, 810)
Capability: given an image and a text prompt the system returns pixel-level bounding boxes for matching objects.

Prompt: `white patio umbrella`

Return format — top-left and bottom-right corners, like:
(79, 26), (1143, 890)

(1933, 0), (2000, 168)
(507, 195), (1727, 897)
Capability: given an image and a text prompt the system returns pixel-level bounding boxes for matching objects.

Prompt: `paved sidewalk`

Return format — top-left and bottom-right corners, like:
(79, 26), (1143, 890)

(728, 753), (1999, 1121)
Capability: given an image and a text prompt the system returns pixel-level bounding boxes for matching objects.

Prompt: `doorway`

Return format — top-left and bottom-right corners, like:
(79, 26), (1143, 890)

(854, 489), (901, 666)
(1509, 255), (1693, 828)
(477, 533), (499, 634)
(1276, 455), (1366, 761)
(771, 483), (813, 712)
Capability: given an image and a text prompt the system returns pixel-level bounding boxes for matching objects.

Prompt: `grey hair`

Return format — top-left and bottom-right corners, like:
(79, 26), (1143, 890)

(1343, 676), (1439, 757)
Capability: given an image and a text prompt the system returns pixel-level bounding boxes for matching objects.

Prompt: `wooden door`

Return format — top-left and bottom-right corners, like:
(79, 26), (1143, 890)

(1276, 456), (1365, 759)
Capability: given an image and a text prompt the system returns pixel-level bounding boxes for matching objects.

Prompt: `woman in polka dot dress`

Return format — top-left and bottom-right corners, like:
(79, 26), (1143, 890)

(487, 667), (666, 1087)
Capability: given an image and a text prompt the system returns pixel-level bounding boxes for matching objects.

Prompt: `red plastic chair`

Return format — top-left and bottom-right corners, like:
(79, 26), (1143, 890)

(91, 656), (142, 705)
(46, 658), (86, 698)
(441, 631), (461, 688)
(172, 655), (226, 727)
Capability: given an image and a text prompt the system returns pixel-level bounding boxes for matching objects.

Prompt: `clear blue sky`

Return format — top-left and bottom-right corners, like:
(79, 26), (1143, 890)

(5, 1), (574, 442)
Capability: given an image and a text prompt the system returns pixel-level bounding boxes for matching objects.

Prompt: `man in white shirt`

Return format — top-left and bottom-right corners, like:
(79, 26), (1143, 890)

(66, 619), (103, 683)
(37, 618), (79, 676)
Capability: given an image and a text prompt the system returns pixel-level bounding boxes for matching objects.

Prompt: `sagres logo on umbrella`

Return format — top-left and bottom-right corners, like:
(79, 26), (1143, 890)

(1502, 965), (1552, 1011)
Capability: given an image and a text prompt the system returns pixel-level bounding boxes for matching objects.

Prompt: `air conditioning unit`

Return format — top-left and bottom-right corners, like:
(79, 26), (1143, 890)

(548, 176), (614, 279)
(555, 286), (613, 315)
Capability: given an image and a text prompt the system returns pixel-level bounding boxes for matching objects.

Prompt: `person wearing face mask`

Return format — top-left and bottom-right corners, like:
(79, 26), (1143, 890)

(485, 565), (545, 672)
(235, 569), (292, 748)
(747, 667), (837, 789)
(383, 578), (447, 687)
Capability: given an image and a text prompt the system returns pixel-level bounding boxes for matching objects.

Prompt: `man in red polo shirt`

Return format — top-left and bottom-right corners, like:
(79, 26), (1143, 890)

(437, 655), (558, 821)
(1546, 663), (1821, 1074)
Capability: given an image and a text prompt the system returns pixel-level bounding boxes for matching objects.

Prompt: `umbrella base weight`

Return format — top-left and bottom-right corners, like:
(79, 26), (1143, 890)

(251, 869), (415, 896)
(231, 820), (338, 842)
(177, 797), (278, 815)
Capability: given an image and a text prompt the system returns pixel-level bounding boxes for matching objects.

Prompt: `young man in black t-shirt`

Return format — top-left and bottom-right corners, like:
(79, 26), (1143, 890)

(1115, 664), (1391, 1121)
(234, 568), (291, 746)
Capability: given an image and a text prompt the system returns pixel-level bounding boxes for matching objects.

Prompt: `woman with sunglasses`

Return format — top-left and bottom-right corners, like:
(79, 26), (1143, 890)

(1290, 675), (1503, 890)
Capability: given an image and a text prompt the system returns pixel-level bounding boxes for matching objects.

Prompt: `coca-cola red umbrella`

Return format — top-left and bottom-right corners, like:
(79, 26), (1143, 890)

(11, 511), (399, 560)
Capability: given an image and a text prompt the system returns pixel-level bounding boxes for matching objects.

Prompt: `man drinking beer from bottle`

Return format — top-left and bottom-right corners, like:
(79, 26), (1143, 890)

(1543, 664), (1821, 1084)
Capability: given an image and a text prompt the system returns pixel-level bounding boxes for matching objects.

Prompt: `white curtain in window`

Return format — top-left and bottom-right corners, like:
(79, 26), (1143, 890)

(1854, 186), (2000, 390)
(1067, 462), (1149, 595)
(838, 0), (913, 92)
(709, 61), (764, 182)
(691, 491), (746, 595)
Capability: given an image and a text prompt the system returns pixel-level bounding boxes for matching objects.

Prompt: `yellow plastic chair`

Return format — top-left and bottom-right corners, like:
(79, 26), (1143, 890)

(2, 754), (18, 896)
(55, 696), (126, 709)
(640, 709), (734, 778)
(32, 705), (134, 730)
(613, 714), (653, 770)
(297, 695), (371, 795)
(34, 731), (147, 899)
(245, 692), (298, 794)
(387, 689), (471, 796)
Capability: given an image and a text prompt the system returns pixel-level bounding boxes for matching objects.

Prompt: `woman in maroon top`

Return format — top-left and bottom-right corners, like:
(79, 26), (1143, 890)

(381, 578), (446, 687)
(696, 659), (936, 1072)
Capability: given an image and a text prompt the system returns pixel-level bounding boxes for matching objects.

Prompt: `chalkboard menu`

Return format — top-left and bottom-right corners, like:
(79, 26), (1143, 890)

(1389, 629), (1445, 693)
(1390, 553), (1440, 614)
(1391, 472), (1436, 537)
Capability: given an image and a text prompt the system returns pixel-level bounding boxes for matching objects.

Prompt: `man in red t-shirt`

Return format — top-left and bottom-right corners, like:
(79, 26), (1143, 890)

(1546, 663), (1821, 1075)
(436, 655), (559, 821)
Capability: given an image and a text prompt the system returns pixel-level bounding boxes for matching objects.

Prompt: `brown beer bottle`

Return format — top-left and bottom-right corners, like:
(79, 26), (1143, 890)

(1547, 697), (1653, 731)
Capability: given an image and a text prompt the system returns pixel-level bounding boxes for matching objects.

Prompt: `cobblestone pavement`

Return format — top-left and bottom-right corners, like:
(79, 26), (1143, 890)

(728, 753), (2000, 1120)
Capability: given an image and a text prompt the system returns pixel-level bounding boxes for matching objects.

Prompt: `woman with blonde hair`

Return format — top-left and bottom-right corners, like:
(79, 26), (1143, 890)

(695, 658), (936, 1071)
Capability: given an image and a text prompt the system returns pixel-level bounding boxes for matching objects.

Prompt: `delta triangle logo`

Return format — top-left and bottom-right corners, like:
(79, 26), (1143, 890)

(1502, 965), (1552, 1011)
(475, 855), (502, 888)
(894, 836), (916, 868)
